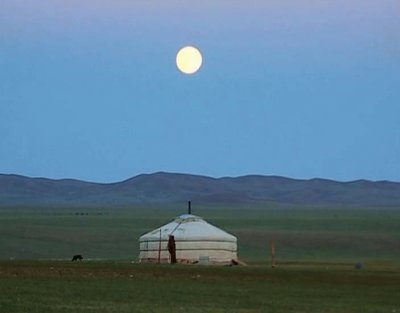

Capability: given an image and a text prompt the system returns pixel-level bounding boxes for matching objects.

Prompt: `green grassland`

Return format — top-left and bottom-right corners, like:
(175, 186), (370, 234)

(0, 206), (399, 312)
(1, 206), (399, 262)
(1, 261), (399, 313)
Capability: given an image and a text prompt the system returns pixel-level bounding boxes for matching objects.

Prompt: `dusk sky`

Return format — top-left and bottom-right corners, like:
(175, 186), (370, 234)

(1, 1), (399, 183)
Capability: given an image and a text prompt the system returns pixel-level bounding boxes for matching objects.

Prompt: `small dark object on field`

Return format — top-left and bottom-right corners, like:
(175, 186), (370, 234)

(72, 254), (83, 261)
(354, 262), (364, 269)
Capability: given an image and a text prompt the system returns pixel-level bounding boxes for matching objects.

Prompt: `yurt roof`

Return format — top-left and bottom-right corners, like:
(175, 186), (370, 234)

(139, 214), (236, 242)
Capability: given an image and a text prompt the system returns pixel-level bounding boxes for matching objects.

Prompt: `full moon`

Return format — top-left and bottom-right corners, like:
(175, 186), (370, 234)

(176, 46), (203, 74)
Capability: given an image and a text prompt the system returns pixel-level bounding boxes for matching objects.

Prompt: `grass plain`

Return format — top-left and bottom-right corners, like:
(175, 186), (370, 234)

(0, 205), (399, 312)
(1, 260), (399, 313)
(1, 205), (399, 261)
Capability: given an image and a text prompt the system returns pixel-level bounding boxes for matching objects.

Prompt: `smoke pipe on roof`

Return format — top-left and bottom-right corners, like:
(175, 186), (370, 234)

(188, 201), (191, 215)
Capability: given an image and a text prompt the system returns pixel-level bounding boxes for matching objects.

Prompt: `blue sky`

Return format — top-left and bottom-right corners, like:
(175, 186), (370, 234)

(1, 0), (399, 182)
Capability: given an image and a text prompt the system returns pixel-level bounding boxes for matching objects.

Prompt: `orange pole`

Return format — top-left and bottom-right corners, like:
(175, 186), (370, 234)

(270, 240), (276, 268)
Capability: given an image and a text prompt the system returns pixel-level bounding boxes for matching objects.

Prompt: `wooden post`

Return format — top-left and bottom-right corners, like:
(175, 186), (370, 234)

(270, 240), (276, 268)
(157, 229), (161, 264)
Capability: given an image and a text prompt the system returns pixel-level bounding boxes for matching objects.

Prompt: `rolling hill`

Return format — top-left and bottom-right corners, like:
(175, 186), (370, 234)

(1, 172), (400, 207)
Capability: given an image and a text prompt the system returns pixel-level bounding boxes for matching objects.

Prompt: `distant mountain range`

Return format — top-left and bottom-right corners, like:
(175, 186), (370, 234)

(1, 172), (400, 208)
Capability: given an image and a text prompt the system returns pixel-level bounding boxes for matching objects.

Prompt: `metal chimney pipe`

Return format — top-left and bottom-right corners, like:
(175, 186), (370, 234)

(188, 201), (191, 215)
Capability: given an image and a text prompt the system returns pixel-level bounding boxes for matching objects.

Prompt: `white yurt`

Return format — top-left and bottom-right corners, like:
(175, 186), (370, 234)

(139, 214), (238, 265)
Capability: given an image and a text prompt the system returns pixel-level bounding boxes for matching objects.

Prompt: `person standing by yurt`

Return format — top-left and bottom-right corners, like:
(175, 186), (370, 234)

(168, 235), (177, 264)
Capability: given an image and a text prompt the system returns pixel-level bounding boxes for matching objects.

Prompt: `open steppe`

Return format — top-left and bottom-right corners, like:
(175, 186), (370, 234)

(1, 206), (399, 312)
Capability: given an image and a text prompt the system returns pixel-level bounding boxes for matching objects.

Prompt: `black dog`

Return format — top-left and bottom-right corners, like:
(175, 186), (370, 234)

(71, 254), (83, 261)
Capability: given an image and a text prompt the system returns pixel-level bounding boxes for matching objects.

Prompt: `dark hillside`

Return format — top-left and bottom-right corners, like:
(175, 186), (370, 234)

(1, 172), (400, 207)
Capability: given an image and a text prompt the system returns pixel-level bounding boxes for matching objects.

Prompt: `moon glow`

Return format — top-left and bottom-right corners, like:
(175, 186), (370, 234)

(176, 46), (203, 74)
